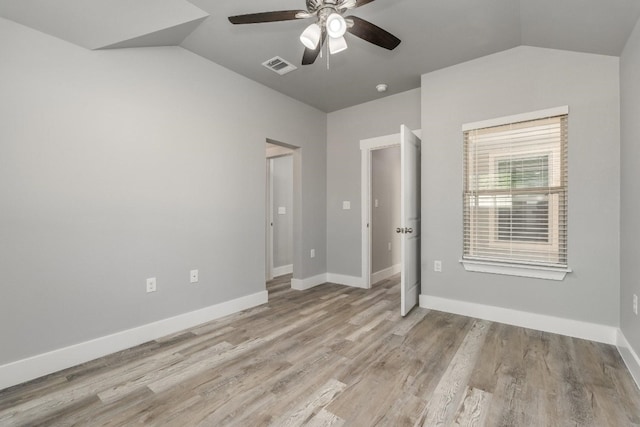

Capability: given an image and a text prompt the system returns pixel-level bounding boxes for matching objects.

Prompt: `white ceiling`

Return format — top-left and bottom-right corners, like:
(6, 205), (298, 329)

(2, 0), (640, 112)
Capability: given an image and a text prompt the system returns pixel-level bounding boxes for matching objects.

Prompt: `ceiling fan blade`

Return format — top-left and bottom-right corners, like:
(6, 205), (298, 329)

(302, 30), (326, 65)
(229, 10), (309, 24)
(345, 16), (401, 50)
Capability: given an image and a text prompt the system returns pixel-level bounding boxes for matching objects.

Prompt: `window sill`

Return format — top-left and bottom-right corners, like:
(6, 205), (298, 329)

(459, 259), (571, 281)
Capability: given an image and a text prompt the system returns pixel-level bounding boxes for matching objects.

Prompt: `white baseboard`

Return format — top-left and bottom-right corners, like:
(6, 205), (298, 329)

(326, 273), (366, 288)
(273, 264), (293, 277)
(0, 291), (268, 391)
(419, 294), (617, 345)
(291, 273), (327, 290)
(617, 329), (640, 389)
(290, 273), (366, 290)
(371, 264), (401, 285)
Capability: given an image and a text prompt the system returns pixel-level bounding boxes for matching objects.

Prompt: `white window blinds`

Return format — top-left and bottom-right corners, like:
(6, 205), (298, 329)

(463, 114), (568, 268)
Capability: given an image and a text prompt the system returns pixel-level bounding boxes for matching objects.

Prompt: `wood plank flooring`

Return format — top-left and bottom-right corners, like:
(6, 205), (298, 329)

(1, 274), (639, 426)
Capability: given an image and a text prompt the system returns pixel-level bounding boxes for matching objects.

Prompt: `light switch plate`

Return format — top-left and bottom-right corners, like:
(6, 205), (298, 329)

(278, 206), (286, 215)
(146, 277), (157, 293)
(190, 269), (199, 283)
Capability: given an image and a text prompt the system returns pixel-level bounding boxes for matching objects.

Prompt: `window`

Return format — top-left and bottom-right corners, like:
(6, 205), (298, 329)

(496, 156), (549, 243)
(462, 107), (569, 278)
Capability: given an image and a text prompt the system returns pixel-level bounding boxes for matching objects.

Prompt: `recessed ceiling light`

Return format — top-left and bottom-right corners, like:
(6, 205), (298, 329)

(376, 84), (388, 93)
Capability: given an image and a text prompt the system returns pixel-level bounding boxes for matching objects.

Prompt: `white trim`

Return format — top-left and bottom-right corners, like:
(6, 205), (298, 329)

(359, 130), (421, 151)
(360, 147), (372, 289)
(617, 330), (640, 389)
(460, 259), (571, 281)
(371, 263), (401, 284)
(462, 105), (569, 131)
(419, 294), (616, 345)
(290, 273), (368, 290)
(291, 273), (327, 290)
(273, 264), (293, 277)
(326, 273), (366, 288)
(266, 145), (294, 158)
(266, 158), (274, 281)
(0, 291), (268, 391)
(360, 133), (400, 151)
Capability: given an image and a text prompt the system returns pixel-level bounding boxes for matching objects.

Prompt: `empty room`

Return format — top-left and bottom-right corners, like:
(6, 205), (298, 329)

(2, 0), (640, 425)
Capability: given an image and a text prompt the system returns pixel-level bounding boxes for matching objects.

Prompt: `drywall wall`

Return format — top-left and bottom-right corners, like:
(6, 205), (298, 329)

(0, 17), (326, 365)
(327, 88), (421, 277)
(371, 146), (401, 275)
(272, 155), (293, 270)
(421, 46), (620, 325)
(621, 18), (640, 352)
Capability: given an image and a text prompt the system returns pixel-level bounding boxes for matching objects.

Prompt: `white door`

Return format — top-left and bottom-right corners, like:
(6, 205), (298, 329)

(399, 125), (421, 316)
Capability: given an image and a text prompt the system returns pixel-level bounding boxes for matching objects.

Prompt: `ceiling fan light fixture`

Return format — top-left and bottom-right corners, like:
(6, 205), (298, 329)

(300, 23), (322, 49)
(329, 35), (348, 54)
(326, 13), (347, 38)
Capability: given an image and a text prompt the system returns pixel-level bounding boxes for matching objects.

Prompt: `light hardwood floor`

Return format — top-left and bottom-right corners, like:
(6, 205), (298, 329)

(1, 274), (639, 426)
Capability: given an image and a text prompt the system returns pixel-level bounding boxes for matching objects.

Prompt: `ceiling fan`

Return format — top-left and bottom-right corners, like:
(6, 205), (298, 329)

(228, 0), (401, 65)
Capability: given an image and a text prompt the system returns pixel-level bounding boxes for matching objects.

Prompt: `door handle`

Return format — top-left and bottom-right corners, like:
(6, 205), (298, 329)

(396, 227), (413, 234)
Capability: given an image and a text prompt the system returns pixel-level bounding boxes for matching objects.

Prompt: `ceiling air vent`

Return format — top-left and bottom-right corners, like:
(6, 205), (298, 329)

(262, 56), (297, 75)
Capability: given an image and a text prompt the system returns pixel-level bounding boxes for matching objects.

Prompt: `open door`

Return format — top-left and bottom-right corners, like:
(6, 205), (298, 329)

(399, 125), (421, 316)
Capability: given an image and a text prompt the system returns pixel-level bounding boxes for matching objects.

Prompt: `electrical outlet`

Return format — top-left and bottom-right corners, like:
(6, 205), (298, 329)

(190, 269), (199, 283)
(342, 201), (351, 210)
(146, 277), (157, 293)
(310, 249), (315, 258)
(634, 294), (638, 315)
(434, 260), (442, 272)
(388, 242), (392, 251)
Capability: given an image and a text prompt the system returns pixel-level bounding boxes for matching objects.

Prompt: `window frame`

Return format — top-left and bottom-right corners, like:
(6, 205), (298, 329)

(460, 106), (572, 281)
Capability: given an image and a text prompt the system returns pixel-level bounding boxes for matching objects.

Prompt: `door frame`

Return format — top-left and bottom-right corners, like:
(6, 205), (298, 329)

(360, 130), (421, 289)
(265, 140), (299, 286)
(265, 158), (274, 281)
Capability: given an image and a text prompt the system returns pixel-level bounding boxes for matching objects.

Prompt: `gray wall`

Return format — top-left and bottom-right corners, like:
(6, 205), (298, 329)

(272, 155), (293, 269)
(0, 18), (326, 365)
(621, 18), (640, 352)
(371, 146), (401, 274)
(421, 46), (620, 326)
(327, 89), (421, 277)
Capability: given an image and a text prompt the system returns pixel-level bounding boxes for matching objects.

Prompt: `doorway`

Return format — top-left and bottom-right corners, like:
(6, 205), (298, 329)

(265, 141), (298, 282)
(370, 146), (401, 285)
(360, 126), (422, 316)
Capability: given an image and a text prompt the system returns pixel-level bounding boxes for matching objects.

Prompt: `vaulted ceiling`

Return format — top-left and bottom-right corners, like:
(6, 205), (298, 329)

(2, 0), (640, 112)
